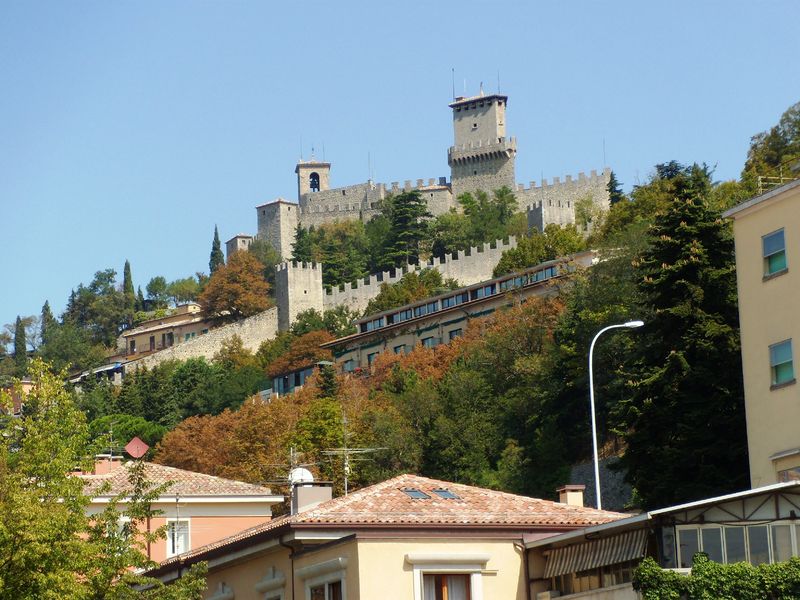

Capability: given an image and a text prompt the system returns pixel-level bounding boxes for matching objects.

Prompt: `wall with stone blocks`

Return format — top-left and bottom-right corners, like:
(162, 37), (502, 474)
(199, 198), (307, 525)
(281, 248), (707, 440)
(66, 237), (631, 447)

(520, 169), (611, 232)
(319, 236), (518, 315)
(128, 307), (279, 371)
(275, 261), (324, 331)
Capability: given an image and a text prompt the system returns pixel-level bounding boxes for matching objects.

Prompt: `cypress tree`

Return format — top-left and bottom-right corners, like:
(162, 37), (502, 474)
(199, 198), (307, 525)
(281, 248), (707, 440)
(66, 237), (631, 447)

(209, 225), (225, 274)
(615, 163), (748, 508)
(13, 316), (27, 376)
(291, 224), (314, 263)
(40, 301), (57, 346)
(122, 260), (135, 328)
(135, 287), (146, 312)
(318, 363), (339, 398)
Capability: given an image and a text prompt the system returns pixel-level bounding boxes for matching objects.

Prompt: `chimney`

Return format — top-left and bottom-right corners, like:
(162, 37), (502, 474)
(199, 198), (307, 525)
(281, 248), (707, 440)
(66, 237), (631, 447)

(556, 484), (585, 507)
(291, 482), (333, 515)
(93, 454), (123, 475)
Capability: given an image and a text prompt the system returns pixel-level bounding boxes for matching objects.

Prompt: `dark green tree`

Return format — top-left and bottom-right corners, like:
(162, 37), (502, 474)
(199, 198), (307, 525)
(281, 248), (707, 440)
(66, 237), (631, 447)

(209, 225), (225, 274)
(135, 286), (146, 312)
(145, 276), (170, 310)
(317, 362), (339, 398)
(613, 163), (748, 508)
(40, 301), (57, 346)
(123, 259), (136, 326)
(607, 171), (625, 205)
(13, 316), (27, 376)
(384, 191), (431, 268)
(291, 224), (314, 263)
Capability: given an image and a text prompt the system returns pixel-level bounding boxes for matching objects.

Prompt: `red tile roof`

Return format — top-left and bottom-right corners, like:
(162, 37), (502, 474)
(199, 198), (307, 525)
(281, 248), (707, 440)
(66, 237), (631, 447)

(154, 474), (626, 568)
(80, 462), (277, 498)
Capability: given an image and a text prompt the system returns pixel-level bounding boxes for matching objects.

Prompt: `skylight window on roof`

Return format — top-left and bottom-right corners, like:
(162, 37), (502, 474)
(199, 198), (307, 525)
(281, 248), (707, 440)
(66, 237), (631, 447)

(432, 488), (460, 500)
(402, 488), (431, 499)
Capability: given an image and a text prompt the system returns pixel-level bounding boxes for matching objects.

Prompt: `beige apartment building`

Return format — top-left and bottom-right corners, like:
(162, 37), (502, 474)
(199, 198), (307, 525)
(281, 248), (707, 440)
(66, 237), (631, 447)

(146, 474), (624, 600)
(724, 179), (800, 487)
(120, 303), (212, 357)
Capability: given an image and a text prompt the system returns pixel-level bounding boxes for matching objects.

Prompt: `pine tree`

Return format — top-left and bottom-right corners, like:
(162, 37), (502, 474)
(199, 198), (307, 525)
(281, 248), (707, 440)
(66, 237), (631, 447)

(40, 301), (57, 346)
(13, 316), (27, 376)
(614, 163), (748, 508)
(291, 224), (314, 262)
(318, 363), (339, 398)
(209, 225), (225, 274)
(607, 171), (625, 205)
(385, 190), (431, 268)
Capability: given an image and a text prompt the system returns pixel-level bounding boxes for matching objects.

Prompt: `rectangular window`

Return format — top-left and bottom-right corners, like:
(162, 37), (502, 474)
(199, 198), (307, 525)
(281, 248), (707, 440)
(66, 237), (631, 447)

(449, 329), (463, 340)
(724, 526), (746, 563)
(423, 574), (471, 600)
(343, 359), (355, 373)
(763, 229), (787, 276)
(422, 337), (438, 349)
(394, 344), (406, 354)
(167, 520), (189, 557)
(778, 467), (800, 482)
(149, 335), (155, 351)
(129, 340), (136, 354)
(770, 340), (794, 386)
(367, 351), (379, 365)
(678, 528), (699, 568)
(310, 581), (342, 600)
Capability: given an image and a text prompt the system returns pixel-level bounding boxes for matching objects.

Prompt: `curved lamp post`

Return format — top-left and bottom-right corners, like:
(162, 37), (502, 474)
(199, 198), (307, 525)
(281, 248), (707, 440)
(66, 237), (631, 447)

(589, 320), (644, 510)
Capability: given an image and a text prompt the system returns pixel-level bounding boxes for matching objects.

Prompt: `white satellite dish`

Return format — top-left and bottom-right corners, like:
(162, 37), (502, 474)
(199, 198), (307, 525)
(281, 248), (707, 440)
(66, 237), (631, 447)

(288, 467), (314, 487)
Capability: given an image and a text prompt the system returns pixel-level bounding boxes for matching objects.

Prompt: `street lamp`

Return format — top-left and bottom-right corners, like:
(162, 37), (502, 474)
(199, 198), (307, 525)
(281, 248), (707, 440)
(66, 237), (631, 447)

(588, 320), (644, 510)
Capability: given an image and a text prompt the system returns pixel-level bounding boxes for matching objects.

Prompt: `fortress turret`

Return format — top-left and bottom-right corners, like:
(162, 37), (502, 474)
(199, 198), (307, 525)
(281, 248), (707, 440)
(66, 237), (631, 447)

(295, 160), (331, 201)
(448, 92), (516, 198)
(256, 198), (298, 260)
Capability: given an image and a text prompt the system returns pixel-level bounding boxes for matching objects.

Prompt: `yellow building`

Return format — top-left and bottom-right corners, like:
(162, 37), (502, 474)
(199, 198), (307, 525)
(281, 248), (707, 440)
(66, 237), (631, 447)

(120, 303), (212, 357)
(724, 179), (800, 487)
(146, 474), (624, 600)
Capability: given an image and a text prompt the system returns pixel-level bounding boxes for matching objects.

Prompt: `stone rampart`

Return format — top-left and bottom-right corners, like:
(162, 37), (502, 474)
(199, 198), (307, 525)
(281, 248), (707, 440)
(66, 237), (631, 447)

(128, 307), (279, 370)
(321, 236), (517, 314)
(520, 168), (611, 232)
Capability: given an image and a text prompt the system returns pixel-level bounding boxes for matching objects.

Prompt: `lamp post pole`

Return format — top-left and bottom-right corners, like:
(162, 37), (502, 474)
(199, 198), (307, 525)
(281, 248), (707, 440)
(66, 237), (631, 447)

(588, 320), (644, 510)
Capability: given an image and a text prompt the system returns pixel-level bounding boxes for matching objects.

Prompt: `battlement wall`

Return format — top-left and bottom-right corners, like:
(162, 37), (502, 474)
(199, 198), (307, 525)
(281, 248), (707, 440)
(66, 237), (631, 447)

(321, 236), (517, 314)
(275, 260), (324, 330)
(519, 168), (611, 232)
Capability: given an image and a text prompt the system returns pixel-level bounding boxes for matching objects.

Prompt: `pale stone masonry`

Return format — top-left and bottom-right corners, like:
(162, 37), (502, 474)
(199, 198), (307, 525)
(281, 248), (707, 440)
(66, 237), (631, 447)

(229, 90), (610, 263)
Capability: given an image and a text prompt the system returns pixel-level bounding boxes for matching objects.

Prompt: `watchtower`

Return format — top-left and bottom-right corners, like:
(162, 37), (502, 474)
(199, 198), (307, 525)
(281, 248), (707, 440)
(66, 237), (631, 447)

(295, 160), (331, 201)
(256, 198), (298, 260)
(448, 92), (516, 199)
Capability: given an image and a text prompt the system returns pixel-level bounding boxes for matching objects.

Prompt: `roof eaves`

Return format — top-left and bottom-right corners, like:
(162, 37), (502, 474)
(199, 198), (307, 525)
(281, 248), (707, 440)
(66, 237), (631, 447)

(722, 178), (800, 218)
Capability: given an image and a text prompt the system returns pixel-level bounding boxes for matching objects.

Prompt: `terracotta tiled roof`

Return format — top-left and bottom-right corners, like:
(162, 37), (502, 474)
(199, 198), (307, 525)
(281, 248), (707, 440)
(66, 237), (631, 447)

(80, 462), (277, 498)
(155, 474), (626, 568)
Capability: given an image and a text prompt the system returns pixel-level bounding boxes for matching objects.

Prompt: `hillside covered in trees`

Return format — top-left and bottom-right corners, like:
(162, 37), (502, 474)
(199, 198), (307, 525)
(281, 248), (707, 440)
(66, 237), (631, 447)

(2, 99), (799, 510)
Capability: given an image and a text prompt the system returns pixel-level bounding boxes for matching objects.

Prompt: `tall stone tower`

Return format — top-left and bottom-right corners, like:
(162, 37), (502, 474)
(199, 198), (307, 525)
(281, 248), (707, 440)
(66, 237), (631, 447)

(448, 93), (517, 199)
(256, 199), (298, 260)
(295, 160), (331, 201)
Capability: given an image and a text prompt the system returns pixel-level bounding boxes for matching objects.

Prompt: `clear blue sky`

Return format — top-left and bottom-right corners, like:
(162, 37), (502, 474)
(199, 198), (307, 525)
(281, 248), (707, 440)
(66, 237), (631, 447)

(1, 0), (798, 334)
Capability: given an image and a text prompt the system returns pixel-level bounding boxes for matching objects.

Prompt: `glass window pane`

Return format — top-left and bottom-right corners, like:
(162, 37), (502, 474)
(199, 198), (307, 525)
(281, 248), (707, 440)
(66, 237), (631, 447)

(772, 525), (792, 562)
(725, 527), (747, 563)
(310, 585), (325, 600)
(749, 525), (770, 565)
(328, 581), (343, 600)
(702, 527), (724, 563)
(446, 575), (469, 600)
(763, 230), (785, 256)
(678, 528), (699, 568)
(771, 341), (793, 366)
(774, 362), (795, 385)
(768, 251), (787, 273)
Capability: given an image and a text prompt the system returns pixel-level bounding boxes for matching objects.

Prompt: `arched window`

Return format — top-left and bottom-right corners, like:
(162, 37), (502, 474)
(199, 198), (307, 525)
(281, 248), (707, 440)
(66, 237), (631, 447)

(310, 172), (320, 192)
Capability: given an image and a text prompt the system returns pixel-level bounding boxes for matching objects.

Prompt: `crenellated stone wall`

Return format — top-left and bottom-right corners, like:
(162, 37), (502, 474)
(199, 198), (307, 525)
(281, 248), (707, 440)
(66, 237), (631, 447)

(521, 168), (611, 232)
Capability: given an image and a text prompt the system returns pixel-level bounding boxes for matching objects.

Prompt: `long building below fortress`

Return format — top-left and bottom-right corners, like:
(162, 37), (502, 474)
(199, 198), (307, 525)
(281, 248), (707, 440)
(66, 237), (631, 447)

(227, 91), (611, 260)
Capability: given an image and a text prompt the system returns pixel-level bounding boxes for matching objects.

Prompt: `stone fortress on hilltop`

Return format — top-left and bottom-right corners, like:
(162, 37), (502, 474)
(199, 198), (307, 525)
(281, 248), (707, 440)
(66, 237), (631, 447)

(227, 91), (611, 261)
(126, 91), (613, 370)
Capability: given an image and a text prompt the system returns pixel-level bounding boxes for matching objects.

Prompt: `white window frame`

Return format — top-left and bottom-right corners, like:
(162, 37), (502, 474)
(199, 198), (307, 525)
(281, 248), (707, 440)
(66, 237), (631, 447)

(297, 557), (347, 600)
(769, 339), (795, 387)
(166, 518), (190, 557)
(406, 553), (489, 600)
(676, 522), (800, 567)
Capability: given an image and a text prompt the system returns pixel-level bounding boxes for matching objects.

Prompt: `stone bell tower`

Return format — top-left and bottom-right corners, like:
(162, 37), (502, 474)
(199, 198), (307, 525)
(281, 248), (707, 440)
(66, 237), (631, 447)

(295, 160), (331, 202)
(448, 91), (516, 198)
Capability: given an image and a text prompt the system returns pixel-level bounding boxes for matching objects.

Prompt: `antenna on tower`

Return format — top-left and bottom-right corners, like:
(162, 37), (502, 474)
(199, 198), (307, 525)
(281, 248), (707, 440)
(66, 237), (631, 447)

(299, 135), (303, 161)
(479, 81), (484, 96)
(602, 138), (607, 167)
(497, 70), (501, 93)
(451, 67), (455, 100)
(368, 152), (372, 183)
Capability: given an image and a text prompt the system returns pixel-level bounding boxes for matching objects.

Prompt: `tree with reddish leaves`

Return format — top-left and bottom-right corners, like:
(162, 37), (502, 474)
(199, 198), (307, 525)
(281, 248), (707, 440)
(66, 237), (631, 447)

(198, 251), (271, 322)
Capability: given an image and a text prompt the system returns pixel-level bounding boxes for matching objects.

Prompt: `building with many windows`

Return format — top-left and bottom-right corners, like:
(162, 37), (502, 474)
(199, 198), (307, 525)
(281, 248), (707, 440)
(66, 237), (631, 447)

(321, 252), (595, 372)
(723, 180), (800, 487)
(119, 303), (213, 358)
